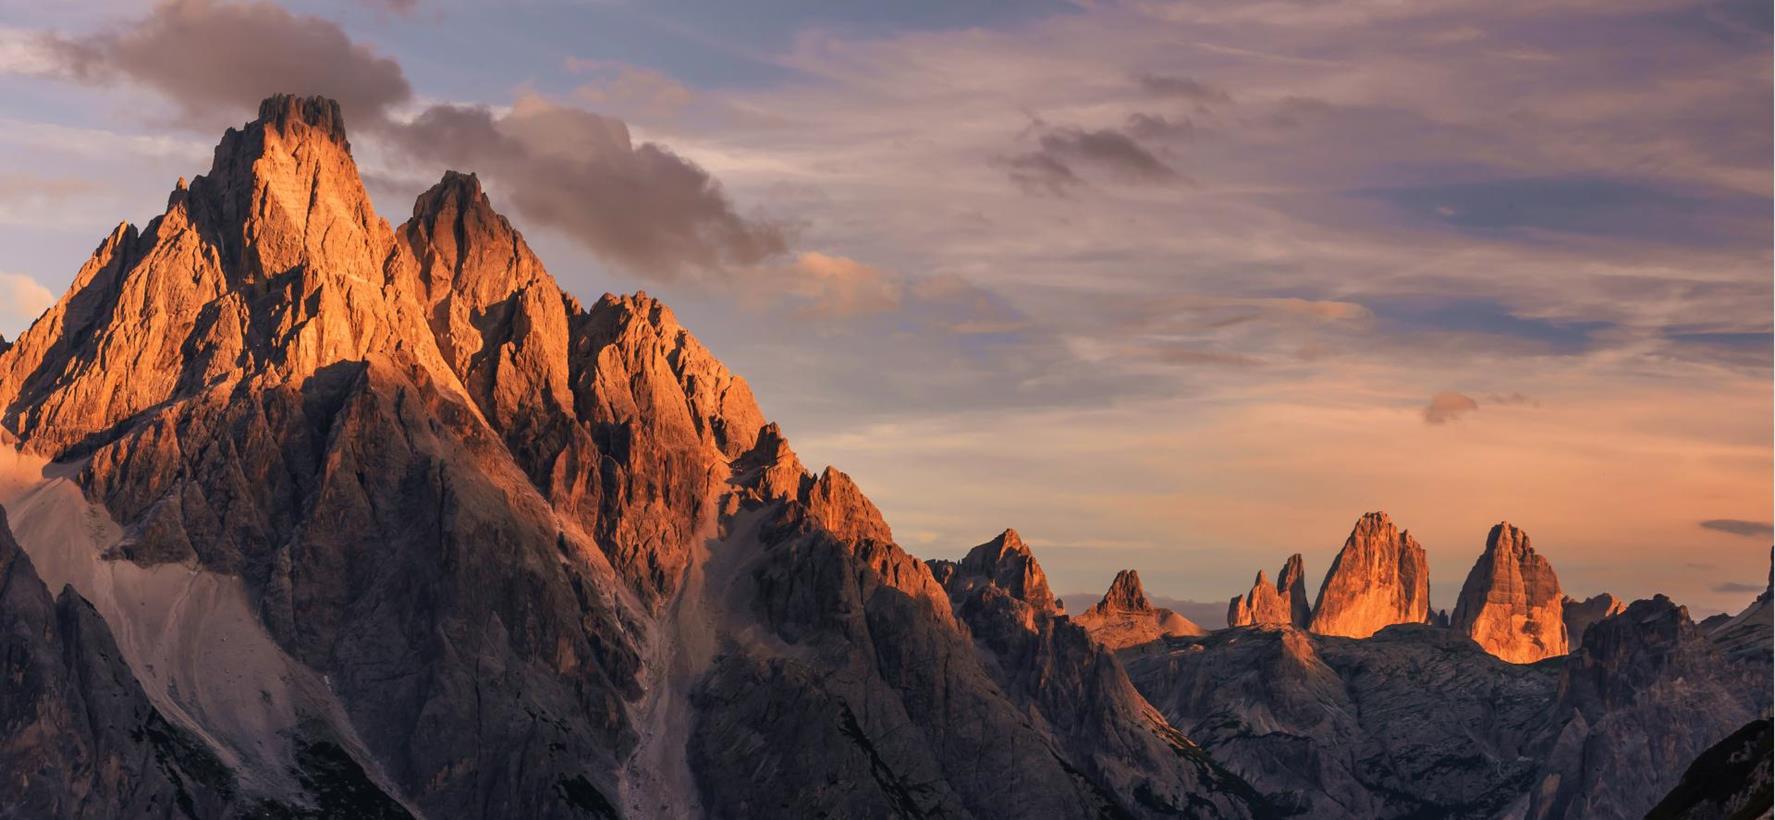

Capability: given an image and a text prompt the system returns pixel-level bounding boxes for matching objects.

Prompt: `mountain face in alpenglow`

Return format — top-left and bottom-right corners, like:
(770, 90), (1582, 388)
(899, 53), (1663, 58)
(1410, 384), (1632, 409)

(1073, 569), (1206, 649)
(1307, 512), (1431, 638)
(1227, 554), (1310, 628)
(0, 96), (1273, 819)
(1450, 522), (1568, 663)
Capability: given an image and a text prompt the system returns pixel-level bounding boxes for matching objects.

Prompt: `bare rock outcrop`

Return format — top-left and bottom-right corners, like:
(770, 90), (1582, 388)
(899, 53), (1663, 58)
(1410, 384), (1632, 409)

(1450, 522), (1568, 663)
(1075, 569), (1206, 649)
(1227, 554), (1310, 628)
(1308, 512), (1431, 638)
(1562, 592), (1624, 647)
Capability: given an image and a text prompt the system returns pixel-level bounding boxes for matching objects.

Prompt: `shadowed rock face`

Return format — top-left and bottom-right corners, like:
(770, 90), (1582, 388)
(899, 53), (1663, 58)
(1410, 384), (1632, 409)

(1518, 595), (1769, 819)
(1127, 591), (1772, 819)
(1451, 522), (1568, 663)
(1561, 592), (1624, 648)
(1645, 719), (1773, 820)
(1308, 512), (1430, 638)
(1228, 554), (1310, 628)
(0, 95), (1269, 818)
(0, 508), (237, 819)
(1075, 569), (1206, 649)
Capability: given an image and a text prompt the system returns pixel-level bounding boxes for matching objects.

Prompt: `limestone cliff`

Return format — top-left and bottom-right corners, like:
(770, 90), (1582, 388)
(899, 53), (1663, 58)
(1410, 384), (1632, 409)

(1450, 522), (1568, 663)
(1308, 512), (1431, 638)
(1227, 554), (1310, 628)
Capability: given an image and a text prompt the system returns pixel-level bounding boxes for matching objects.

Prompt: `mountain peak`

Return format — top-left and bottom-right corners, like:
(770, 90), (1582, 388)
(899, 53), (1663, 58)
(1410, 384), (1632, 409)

(1099, 569), (1151, 612)
(1076, 567), (1205, 648)
(254, 93), (349, 146)
(959, 528), (1055, 611)
(1453, 521), (1566, 662)
(1308, 512), (1430, 638)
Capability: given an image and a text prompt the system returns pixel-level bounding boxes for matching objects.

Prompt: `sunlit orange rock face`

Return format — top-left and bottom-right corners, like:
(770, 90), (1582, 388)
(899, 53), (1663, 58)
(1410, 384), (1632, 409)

(1073, 569), (1205, 649)
(1227, 554), (1310, 628)
(1452, 522), (1568, 663)
(1308, 512), (1431, 638)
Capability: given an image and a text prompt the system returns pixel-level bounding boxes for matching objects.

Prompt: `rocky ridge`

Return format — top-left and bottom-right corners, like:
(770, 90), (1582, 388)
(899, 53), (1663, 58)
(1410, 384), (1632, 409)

(1561, 592), (1624, 649)
(1227, 554), (1310, 628)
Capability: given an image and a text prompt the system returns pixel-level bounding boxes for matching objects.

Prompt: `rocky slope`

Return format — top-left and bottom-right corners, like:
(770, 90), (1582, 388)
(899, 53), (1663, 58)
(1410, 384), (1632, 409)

(1307, 512), (1430, 638)
(1515, 595), (1770, 819)
(1227, 554), (1310, 628)
(1645, 719), (1772, 820)
(0, 95), (1266, 819)
(1450, 522), (1567, 663)
(1126, 589), (1772, 819)
(1073, 569), (1206, 649)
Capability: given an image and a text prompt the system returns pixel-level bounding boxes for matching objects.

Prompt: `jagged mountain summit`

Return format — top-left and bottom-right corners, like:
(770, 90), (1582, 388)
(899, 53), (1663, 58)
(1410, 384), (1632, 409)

(1227, 554), (1310, 628)
(1073, 569), (1206, 649)
(0, 95), (1271, 819)
(1307, 511), (1431, 638)
(1451, 522), (1568, 663)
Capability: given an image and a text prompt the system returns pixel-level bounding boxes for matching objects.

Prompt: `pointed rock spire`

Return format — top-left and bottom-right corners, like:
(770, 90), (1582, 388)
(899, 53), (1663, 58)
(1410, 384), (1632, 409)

(1308, 512), (1431, 638)
(1100, 569), (1152, 612)
(1451, 522), (1568, 663)
(1075, 568), (1205, 649)
(1228, 554), (1311, 628)
(958, 529), (1058, 612)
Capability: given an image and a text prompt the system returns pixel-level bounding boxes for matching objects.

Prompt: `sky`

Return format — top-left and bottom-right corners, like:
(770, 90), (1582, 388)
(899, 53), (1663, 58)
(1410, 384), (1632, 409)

(0, 0), (1768, 614)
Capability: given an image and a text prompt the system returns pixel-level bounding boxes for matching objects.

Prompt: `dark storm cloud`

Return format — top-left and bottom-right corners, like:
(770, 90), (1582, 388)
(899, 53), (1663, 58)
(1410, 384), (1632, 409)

(37, 0), (785, 278)
(1700, 519), (1775, 538)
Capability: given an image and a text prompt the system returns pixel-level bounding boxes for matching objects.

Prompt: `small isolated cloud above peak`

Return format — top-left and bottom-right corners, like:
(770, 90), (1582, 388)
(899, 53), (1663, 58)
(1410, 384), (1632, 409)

(1422, 391), (1479, 424)
(1700, 519), (1775, 539)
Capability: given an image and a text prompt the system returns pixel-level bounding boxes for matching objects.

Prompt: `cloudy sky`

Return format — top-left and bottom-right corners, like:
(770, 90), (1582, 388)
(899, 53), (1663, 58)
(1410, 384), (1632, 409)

(0, 0), (1768, 614)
